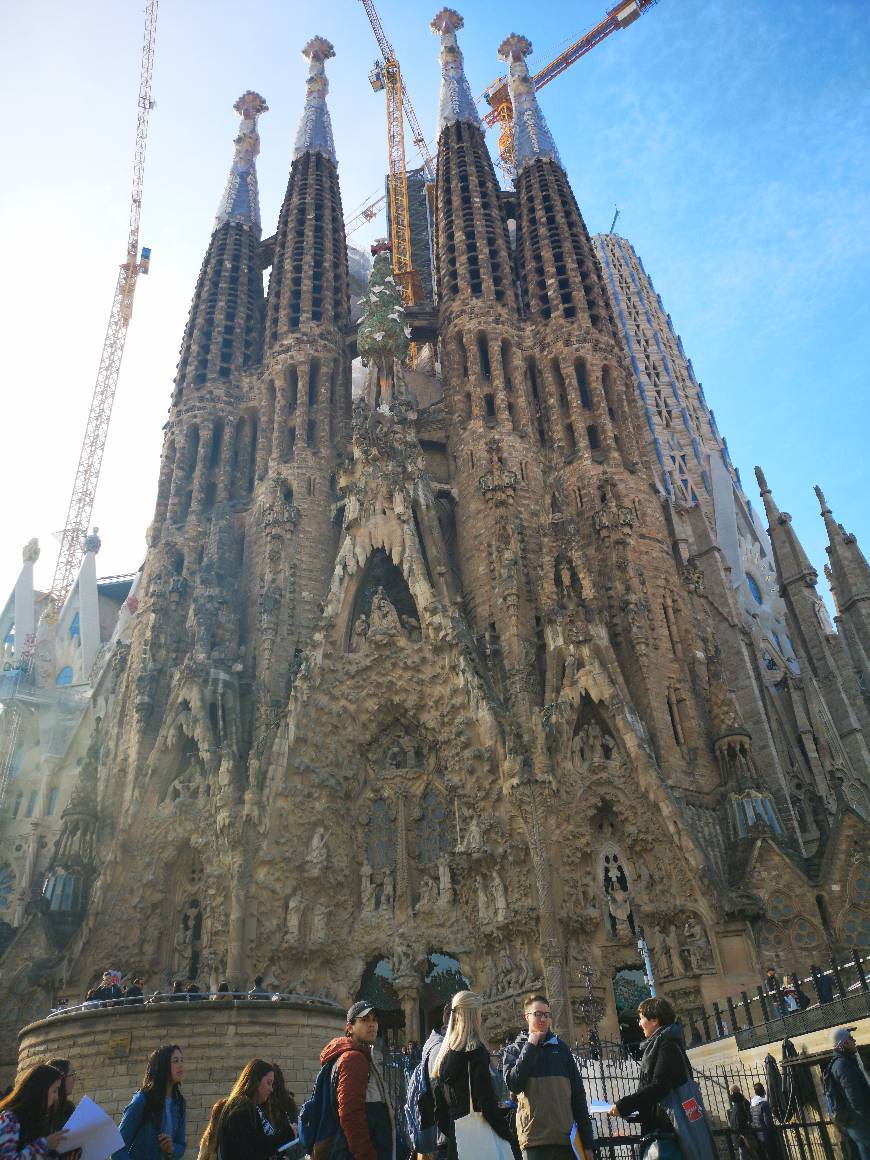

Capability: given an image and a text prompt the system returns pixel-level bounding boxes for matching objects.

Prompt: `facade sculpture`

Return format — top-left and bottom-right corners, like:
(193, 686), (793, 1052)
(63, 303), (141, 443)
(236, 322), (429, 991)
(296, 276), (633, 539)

(0, 10), (868, 1072)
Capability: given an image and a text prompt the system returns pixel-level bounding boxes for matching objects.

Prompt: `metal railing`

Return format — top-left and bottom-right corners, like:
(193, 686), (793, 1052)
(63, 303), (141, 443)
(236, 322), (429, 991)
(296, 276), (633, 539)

(44, 988), (342, 1019)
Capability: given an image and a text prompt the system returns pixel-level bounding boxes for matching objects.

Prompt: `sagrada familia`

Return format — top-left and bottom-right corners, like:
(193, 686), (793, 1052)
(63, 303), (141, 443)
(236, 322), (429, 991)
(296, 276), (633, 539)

(1, 10), (867, 1055)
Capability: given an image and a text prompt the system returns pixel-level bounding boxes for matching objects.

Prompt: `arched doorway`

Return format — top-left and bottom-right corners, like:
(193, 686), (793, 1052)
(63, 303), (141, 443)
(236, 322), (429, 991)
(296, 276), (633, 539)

(419, 952), (469, 1040)
(357, 956), (404, 1046)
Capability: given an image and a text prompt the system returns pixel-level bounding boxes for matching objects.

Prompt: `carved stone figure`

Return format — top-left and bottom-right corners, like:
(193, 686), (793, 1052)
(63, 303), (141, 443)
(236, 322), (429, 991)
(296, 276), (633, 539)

(368, 588), (401, 632)
(491, 870), (508, 922)
(418, 876), (439, 908)
(682, 916), (714, 973)
(393, 942), (414, 978)
(306, 826), (328, 874)
(286, 890), (305, 940)
(666, 925), (684, 978)
(437, 853), (453, 903)
(308, 902), (328, 946)
(360, 860), (376, 912)
(649, 924), (674, 977)
(381, 870), (394, 911)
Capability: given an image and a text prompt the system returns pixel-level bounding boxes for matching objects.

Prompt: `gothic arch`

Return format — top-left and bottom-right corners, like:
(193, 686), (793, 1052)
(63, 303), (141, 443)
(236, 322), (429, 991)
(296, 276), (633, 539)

(343, 549), (420, 651)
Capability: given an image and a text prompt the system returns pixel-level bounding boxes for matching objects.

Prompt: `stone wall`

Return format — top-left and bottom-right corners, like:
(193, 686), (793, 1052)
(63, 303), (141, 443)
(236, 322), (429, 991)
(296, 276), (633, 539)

(16, 1000), (346, 1147)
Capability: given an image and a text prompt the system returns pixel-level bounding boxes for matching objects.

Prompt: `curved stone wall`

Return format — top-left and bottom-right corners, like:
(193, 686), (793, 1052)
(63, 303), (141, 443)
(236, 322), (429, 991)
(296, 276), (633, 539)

(18, 999), (346, 1146)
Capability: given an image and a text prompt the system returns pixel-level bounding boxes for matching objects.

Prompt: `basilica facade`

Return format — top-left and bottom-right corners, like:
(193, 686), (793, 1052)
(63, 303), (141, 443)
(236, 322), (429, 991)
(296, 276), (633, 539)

(1, 9), (868, 1059)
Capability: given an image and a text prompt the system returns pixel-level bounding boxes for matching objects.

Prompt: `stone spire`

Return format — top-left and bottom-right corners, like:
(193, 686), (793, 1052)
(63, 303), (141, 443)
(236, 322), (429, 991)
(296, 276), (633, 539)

(755, 467), (818, 588)
(214, 91), (268, 235)
(430, 9), (479, 133)
(816, 484), (870, 678)
(293, 37), (337, 164)
(498, 34), (561, 174)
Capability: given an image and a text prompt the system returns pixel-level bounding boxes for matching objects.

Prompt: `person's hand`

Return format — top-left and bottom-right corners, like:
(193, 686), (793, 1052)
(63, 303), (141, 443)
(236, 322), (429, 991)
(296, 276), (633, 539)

(607, 1104), (619, 1117)
(46, 1129), (69, 1151)
(157, 1132), (174, 1154)
(528, 1030), (546, 1046)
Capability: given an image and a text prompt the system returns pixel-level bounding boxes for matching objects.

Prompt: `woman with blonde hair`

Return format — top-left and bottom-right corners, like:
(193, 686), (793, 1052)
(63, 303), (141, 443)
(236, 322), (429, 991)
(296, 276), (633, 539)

(432, 991), (514, 1160)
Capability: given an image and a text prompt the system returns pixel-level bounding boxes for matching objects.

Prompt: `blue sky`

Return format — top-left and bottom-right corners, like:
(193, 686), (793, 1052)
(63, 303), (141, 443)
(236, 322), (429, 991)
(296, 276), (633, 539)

(1, 0), (868, 614)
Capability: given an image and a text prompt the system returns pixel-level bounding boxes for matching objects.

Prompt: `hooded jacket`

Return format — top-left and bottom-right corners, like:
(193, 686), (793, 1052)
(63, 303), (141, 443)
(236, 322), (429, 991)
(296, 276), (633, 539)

(320, 1036), (394, 1160)
(502, 1030), (594, 1150)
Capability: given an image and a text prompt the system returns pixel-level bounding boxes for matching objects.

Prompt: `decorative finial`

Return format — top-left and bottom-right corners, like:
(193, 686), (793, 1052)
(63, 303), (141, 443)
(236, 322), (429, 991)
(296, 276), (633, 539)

(294, 37), (337, 164)
(83, 527), (102, 555)
(22, 538), (40, 565)
(214, 90), (268, 235)
(814, 484), (831, 515)
(754, 466), (770, 495)
(498, 33), (561, 175)
(431, 9), (479, 133)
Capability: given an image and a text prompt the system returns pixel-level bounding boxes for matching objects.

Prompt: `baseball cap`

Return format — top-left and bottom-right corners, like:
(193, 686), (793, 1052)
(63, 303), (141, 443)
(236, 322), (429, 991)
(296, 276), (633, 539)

(832, 1027), (857, 1047)
(347, 1000), (378, 1023)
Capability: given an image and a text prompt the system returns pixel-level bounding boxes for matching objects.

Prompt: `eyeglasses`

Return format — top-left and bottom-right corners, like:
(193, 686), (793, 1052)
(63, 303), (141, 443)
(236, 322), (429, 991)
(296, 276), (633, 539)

(530, 1010), (551, 1019)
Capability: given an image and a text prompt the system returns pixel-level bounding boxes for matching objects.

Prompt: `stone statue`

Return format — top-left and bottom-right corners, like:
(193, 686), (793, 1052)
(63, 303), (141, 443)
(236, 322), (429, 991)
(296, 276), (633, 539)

(477, 876), (491, 922)
(461, 815), (483, 854)
(309, 902), (328, 945)
(381, 870), (394, 910)
(437, 852), (453, 903)
(393, 942), (414, 978)
(682, 916), (713, 972)
(418, 876), (439, 908)
(491, 870), (508, 922)
(306, 826), (328, 874)
(649, 924), (674, 977)
(666, 924), (684, 977)
(368, 588), (401, 632)
(360, 860), (376, 912)
(351, 614), (369, 650)
(286, 890), (305, 940)
(607, 885), (632, 937)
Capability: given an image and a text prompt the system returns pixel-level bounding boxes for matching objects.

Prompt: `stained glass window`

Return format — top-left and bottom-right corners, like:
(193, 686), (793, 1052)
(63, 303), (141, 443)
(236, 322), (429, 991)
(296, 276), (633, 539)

(791, 918), (819, 948)
(366, 799), (396, 871)
(841, 908), (870, 949)
(767, 893), (794, 922)
(747, 574), (764, 605)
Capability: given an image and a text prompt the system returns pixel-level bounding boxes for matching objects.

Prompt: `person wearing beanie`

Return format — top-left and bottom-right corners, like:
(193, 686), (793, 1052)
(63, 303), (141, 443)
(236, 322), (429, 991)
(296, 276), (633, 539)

(828, 1028), (870, 1159)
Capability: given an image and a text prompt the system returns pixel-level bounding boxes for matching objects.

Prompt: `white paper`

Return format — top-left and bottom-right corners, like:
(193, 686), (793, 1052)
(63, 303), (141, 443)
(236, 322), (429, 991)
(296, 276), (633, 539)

(61, 1095), (126, 1160)
(588, 1099), (613, 1113)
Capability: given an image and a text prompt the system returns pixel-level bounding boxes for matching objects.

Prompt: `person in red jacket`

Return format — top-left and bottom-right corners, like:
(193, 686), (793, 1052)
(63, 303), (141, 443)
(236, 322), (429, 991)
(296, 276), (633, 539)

(319, 1001), (395, 1160)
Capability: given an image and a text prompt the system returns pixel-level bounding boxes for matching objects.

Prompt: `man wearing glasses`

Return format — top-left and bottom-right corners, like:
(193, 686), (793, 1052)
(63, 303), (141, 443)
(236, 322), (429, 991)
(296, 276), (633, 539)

(503, 993), (594, 1159)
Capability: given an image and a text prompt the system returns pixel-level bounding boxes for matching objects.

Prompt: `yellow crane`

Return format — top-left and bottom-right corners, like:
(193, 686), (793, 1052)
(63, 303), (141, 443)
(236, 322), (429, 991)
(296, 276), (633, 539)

(359, 0), (435, 309)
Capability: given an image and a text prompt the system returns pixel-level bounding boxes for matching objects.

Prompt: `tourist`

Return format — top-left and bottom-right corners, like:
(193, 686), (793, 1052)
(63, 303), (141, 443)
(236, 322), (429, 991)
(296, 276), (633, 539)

(186, 983), (203, 1002)
(124, 978), (145, 1005)
(210, 982), (232, 1002)
(750, 1082), (778, 1160)
(815, 970), (834, 1005)
(727, 1087), (759, 1159)
(46, 1059), (80, 1159)
(247, 975), (269, 1000)
(827, 1028), (870, 1159)
(763, 968), (782, 1019)
(502, 992), (594, 1159)
(214, 1060), (295, 1160)
(607, 995), (713, 1154)
(168, 981), (187, 1004)
(788, 974), (811, 1011)
(114, 1043), (186, 1159)
(319, 1001), (395, 1159)
(265, 1064), (298, 1139)
(0, 1063), (69, 1157)
(93, 970), (124, 1005)
(431, 990), (514, 1160)
(421, 999), (453, 1160)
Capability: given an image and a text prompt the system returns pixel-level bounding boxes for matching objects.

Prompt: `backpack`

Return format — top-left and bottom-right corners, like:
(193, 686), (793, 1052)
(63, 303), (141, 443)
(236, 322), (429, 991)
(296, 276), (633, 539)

(403, 1056), (438, 1154)
(299, 1057), (341, 1159)
(823, 1062), (852, 1129)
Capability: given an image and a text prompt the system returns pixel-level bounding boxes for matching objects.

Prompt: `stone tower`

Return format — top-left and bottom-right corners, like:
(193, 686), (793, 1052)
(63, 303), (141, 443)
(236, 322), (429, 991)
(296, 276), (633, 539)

(1, 13), (866, 1058)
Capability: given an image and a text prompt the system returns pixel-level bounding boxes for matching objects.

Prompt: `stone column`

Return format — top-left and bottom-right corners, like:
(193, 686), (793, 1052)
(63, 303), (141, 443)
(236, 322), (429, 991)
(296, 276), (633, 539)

(395, 980), (421, 1044)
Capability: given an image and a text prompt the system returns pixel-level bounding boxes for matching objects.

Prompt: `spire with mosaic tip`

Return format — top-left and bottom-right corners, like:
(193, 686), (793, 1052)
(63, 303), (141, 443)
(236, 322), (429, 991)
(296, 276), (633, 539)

(294, 36), (337, 164)
(431, 9), (479, 134)
(498, 34), (561, 175)
(214, 91), (268, 235)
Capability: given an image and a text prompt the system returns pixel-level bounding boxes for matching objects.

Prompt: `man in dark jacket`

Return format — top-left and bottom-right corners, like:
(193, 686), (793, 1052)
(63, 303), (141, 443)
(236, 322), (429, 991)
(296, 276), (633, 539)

(750, 1082), (778, 1160)
(320, 1001), (395, 1160)
(829, 1028), (870, 1160)
(502, 993), (594, 1159)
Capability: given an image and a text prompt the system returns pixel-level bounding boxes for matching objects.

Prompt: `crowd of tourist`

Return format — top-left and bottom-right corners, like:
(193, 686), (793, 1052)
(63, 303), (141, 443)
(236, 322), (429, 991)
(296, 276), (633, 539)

(2, 986), (867, 1159)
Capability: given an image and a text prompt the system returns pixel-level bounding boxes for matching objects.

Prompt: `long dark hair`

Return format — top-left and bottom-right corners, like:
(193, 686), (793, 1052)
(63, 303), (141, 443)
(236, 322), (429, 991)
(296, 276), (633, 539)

(0, 1064), (63, 1144)
(140, 1044), (184, 1125)
(267, 1063), (298, 1128)
(46, 1059), (72, 1106)
(218, 1059), (273, 1137)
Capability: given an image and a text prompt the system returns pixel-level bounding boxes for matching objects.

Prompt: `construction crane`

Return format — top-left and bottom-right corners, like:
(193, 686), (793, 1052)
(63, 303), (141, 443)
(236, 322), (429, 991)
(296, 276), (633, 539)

(48, 0), (158, 615)
(483, 0), (658, 181)
(360, 0), (435, 311)
(0, 0), (158, 808)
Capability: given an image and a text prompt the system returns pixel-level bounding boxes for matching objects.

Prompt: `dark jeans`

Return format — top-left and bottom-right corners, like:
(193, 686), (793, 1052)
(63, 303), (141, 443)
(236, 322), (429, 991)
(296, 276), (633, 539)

(523, 1146), (575, 1160)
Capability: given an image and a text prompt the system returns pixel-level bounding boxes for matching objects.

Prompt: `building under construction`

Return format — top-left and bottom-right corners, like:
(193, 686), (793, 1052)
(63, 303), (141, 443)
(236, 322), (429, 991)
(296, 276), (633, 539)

(0, 8), (868, 1087)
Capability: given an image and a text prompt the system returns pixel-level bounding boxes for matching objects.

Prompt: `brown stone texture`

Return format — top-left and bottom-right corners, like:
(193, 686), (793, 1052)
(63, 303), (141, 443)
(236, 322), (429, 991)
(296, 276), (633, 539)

(1, 27), (867, 1085)
(15, 1001), (345, 1143)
